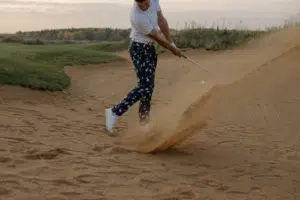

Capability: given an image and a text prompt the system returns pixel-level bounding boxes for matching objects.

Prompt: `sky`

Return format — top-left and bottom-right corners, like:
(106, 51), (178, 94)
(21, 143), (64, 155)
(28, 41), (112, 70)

(0, 0), (299, 33)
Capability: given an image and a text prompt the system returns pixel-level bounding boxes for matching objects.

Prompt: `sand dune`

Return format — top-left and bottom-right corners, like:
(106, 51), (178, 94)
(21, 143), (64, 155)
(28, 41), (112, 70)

(1, 28), (300, 199)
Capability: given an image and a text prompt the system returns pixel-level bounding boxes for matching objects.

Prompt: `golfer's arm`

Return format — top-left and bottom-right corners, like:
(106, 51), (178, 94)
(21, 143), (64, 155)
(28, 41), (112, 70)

(157, 11), (172, 43)
(147, 29), (176, 53)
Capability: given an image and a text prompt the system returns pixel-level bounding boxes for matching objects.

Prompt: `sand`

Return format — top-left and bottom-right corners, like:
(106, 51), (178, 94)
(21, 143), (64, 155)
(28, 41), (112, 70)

(0, 27), (300, 200)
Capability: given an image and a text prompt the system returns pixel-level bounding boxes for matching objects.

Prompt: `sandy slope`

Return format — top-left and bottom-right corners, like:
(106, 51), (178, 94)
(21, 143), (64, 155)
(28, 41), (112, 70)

(0, 28), (300, 200)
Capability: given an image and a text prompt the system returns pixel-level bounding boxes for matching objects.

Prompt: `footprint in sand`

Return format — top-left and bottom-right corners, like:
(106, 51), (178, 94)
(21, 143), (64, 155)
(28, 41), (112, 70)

(0, 157), (12, 163)
(0, 187), (11, 195)
(23, 148), (72, 160)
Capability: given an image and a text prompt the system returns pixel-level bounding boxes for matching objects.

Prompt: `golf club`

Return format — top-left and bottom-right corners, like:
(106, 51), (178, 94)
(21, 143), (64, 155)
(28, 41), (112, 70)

(184, 55), (209, 72)
(180, 54), (209, 85)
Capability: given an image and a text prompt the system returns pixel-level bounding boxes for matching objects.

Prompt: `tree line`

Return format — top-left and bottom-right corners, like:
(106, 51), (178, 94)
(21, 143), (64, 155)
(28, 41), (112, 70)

(1, 26), (265, 51)
(10, 28), (132, 42)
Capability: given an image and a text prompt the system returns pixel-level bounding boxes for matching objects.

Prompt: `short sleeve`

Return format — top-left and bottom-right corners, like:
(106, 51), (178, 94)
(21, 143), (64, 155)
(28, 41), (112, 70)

(133, 16), (154, 35)
(155, 0), (161, 12)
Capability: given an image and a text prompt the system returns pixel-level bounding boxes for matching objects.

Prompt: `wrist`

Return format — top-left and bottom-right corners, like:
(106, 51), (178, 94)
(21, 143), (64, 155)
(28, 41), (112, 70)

(171, 41), (176, 48)
(169, 43), (177, 52)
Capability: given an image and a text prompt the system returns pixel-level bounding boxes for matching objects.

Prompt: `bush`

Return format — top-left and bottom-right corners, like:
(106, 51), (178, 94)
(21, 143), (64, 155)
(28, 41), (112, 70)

(23, 39), (45, 45)
(2, 35), (23, 43)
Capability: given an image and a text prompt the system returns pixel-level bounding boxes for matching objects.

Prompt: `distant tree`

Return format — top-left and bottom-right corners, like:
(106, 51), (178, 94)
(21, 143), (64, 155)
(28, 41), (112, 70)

(57, 31), (64, 40)
(85, 31), (95, 40)
(73, 31), (85, 40)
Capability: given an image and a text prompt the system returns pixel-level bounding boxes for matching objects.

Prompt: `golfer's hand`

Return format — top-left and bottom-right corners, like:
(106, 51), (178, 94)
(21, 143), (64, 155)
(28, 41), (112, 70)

(173, 47), (186, 58)
(170, 42), (185, 58)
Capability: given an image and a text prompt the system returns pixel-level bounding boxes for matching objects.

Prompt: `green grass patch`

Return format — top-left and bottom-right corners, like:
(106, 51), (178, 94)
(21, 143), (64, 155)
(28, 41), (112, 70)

(0, 42), (124, 91)
(85, 40), (130, 52)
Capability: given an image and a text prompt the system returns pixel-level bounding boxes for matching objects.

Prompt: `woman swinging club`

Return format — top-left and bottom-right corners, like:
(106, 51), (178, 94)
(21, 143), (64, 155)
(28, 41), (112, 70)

(105, 0), (185, 133)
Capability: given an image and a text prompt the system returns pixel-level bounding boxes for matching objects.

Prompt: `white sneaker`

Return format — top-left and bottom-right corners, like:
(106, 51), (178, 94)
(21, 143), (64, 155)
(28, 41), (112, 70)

(105, 108), (117, 133)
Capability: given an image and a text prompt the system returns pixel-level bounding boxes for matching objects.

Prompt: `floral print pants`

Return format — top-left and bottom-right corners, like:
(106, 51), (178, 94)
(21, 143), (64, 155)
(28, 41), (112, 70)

(112, 41), (157, 124)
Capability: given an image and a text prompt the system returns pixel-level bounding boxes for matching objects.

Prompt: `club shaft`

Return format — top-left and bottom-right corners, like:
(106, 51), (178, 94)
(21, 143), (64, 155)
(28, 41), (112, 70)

(185, 56), (209, 72)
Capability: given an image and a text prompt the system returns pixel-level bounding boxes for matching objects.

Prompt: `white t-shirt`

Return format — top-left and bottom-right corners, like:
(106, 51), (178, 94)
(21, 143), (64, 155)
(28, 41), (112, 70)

(129, 0), (161, 43)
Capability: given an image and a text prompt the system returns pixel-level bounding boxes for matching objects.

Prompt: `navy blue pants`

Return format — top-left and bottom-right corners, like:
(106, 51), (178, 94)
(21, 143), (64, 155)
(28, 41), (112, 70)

(112, 41), (157, 124)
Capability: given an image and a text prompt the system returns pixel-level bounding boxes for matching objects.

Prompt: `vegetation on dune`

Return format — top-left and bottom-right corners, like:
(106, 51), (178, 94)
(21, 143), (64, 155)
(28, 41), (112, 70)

(0, 24), (268, 91)
(173, 28), (264, 50)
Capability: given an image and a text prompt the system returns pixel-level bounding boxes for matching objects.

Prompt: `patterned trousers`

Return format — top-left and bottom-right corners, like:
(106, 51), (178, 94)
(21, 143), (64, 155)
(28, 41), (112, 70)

(112, 41), (158, 124)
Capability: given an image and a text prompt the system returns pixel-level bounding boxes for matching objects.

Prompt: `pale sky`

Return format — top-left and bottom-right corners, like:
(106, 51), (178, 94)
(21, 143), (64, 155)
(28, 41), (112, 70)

(0, 0), (299, 33)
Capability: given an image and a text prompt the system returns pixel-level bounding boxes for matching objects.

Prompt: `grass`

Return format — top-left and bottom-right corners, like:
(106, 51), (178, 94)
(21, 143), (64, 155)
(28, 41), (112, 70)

(85, 40), (130, 52)
(0, 27), (266, 91)
(0, 42), (126, 91)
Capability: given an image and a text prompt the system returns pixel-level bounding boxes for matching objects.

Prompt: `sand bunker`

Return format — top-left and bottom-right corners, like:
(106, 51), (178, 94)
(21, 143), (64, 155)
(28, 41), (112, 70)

(1, 28), (300, 200)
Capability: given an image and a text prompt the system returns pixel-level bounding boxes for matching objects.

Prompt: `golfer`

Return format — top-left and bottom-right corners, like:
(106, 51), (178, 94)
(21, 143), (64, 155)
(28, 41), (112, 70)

(105, 0), (185, 133)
